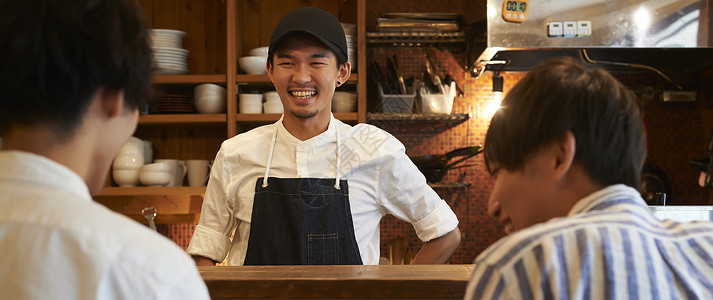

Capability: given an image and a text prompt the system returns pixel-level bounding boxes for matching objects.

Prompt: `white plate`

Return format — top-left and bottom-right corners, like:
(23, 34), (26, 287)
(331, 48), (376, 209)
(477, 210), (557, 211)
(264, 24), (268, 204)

(151, 29), (186, 37)
(153, 47), (189, 55)
(155, 55), (188, 62)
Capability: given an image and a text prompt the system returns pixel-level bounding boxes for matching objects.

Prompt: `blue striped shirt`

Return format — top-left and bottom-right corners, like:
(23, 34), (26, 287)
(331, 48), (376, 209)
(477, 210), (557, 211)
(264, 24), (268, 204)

(464, 184), (713, 300)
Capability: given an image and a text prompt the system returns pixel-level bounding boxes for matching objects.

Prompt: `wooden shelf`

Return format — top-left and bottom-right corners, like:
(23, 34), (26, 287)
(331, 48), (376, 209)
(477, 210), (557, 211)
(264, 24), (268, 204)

(153, 74), (227, 84)
(139, 114), (227, 125)
(428, 182), (470, 189)
(94, 187), (206, 224)
(96, 186), (206, 196)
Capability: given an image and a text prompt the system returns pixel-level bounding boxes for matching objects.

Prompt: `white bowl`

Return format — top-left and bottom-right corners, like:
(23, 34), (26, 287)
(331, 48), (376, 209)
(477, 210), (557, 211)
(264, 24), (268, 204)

(139, 161), (172, 172)
(331, 92), (357, 113)
(248, 47), (269, 57)
(239, 56), (267, 74)
(264, 91), (280, 103)
(195, 96), (226, 114)
(194, 83), (226, 97)
(139, 170), (171, 187)
(263, 101), (284, 114)
(239, 93), (263, 104)
(112, 153), (144, 170)
(113, 169), (140, 187)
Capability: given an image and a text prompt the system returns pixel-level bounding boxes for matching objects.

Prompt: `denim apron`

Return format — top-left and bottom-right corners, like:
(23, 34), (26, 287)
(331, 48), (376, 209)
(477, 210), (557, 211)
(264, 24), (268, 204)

(243, 123), (363, 265)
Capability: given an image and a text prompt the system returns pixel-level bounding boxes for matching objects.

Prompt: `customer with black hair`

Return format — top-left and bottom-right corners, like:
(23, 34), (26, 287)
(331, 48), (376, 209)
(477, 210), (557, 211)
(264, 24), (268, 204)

(0, 0), (209, 298)
(188, 7), (461, 266)
(465, 57), (713, 299)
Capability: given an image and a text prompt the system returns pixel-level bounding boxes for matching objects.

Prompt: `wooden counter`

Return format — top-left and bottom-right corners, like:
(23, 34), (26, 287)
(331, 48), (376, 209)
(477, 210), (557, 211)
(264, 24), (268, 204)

(198, 264), (474, 299)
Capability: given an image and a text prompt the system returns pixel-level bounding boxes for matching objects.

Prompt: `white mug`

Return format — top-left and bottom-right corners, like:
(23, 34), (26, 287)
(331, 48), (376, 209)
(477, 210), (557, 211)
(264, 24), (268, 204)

(154, 159), (187, 186)
(186, 159), (211, 187)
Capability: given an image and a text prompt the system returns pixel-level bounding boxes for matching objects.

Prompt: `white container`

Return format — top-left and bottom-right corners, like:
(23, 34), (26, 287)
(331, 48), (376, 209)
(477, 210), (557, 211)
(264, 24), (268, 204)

(331, 92), (357, 113)
(154, 159), (186, 187)
(239, 56), (267, 74)
(263, 101), (284, 114)
(139, 161), (172, 172)
(113, 169), (140, 187)
(264, 91), (281, 103)
(248, 46), (269, 57)
(239, 93), (263, 114)
(419, 93), (454, 114)
(195, 95), (226, 114)
(194, 83), (226, 97)
(139, 170), (171, 187)
(186, 159), (212, 187)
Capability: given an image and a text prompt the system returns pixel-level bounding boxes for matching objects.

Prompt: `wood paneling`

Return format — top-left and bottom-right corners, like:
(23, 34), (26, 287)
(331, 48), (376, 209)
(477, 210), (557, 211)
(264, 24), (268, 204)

(138, 0), (227, 74)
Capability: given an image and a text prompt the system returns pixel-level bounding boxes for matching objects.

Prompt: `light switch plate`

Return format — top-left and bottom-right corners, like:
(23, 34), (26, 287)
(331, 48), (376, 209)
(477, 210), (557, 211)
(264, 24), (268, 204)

(577, 20), (592, 36)
(548, 21), (563, 37)
(563, 21), (578, 37)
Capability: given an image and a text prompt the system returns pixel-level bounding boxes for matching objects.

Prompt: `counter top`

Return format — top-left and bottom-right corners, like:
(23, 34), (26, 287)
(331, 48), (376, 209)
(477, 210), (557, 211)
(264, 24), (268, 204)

(198, 264), (474, 299)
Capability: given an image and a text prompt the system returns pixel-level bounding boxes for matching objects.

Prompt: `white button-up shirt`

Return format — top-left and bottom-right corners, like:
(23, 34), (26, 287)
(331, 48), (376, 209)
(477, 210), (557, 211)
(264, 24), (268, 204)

(0, 151), (209, 299)
(188, 115), (459, 265)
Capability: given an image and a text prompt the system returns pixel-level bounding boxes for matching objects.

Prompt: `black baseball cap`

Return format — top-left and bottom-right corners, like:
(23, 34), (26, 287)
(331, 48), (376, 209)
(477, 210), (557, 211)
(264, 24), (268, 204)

(268, 7), (348, 63)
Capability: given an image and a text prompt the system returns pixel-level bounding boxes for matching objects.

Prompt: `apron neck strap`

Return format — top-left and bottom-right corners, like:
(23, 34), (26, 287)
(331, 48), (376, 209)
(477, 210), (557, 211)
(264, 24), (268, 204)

(262, 119), (341, 189)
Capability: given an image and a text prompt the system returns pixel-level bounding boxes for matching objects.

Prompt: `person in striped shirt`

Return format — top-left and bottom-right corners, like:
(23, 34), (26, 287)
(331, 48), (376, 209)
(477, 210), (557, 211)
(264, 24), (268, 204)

(465, 57), (713, 299)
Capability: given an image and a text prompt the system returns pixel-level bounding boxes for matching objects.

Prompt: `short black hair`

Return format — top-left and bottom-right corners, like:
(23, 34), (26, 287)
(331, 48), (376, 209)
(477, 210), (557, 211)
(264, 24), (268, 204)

(484, 57), (647, 189)
(0, 0), (153, 140)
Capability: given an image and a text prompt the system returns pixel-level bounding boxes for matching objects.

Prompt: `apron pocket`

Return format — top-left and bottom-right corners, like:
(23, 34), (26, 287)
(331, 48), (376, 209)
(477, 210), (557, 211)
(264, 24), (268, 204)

(307, 233), (339, 265)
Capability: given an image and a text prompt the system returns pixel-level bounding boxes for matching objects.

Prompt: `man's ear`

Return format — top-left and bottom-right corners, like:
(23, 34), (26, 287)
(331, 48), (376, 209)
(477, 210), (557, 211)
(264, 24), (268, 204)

(336, 61), (351, 86)
(266, 61), (273, 81)
(99, 88), (125, 119)
(553, 131), (576, 181)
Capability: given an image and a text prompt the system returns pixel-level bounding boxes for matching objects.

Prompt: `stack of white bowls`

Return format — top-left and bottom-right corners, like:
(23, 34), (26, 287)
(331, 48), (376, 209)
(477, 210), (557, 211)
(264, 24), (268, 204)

(263, 91), (283, 114)
(239, 93), (263, 114)
(138, 161), (172, 187)
(332, 91), (357, 113)
(194, 83), (227, 114)
(112, 137), (145, 187)
(341, 23), (356, 71)
(151, 29), (189, 75)
(239, 46), (268, 75)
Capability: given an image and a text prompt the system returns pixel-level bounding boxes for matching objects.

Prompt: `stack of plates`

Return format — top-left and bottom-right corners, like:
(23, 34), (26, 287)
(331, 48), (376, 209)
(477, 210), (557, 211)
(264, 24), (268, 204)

(151, 94), (195, 114)
(342, 23), (357, 72)
(151, 29), (189, 75)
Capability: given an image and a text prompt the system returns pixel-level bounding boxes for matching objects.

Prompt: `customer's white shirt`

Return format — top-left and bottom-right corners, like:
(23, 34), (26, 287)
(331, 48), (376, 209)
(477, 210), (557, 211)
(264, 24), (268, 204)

(0, 151), (210, 300)
(188, 115), (459, 265)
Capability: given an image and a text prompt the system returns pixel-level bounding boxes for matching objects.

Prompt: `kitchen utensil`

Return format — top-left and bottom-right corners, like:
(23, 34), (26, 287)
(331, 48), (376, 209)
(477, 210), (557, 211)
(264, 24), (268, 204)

(371, 62), (393, 94)
(425, 54), (445, 95)
(141, 206), (158, 232)
(386, 57), (406, 94)
(410, 146), (483, 182)
(391, 55), (408, 94)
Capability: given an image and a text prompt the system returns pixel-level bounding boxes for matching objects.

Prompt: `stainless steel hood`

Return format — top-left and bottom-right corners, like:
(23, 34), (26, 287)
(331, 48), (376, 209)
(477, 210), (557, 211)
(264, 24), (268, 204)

(468, 0), (713, 85)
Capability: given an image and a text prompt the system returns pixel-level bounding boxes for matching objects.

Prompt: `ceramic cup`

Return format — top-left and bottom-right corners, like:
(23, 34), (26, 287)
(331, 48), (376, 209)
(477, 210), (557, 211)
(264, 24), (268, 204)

(154, 159), (187, 186)
(186, 159), (211, 186)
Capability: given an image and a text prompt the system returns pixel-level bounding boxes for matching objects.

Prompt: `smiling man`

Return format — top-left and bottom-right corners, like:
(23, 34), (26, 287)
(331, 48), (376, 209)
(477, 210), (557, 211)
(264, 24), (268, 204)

(465, 57), (713, 299)
(187, 7), (461, 266)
